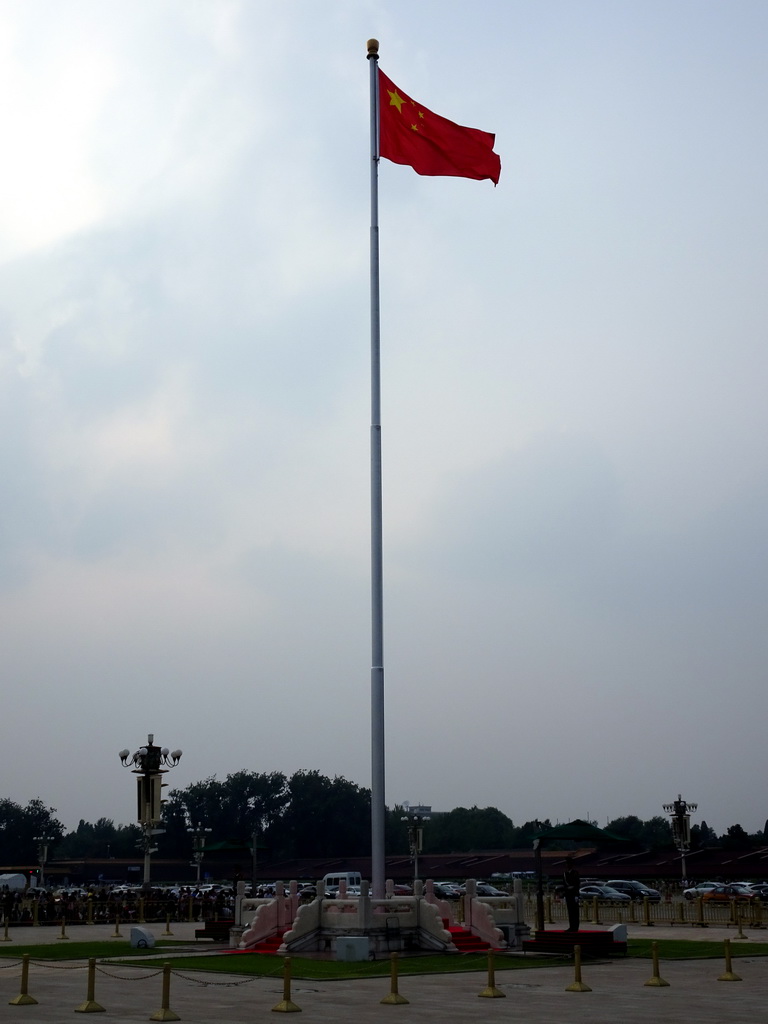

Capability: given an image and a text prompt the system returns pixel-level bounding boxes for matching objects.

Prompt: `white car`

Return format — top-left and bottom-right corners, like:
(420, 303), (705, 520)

(682, 882), (719, 900)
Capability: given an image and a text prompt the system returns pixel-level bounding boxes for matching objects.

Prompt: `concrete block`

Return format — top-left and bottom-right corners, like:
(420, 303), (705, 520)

(130, 926), (155, 949)
(336, 936), (370, 961)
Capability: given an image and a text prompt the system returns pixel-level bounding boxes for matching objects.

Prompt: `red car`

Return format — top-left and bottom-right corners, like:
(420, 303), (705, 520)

(701, 884), (757, 902)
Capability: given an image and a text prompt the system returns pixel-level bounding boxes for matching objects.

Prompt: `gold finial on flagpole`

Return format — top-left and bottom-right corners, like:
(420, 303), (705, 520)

(367, 39), (380, 57)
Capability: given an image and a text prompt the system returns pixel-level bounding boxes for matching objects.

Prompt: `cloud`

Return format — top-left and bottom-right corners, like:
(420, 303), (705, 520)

(410, 432), (622, 582)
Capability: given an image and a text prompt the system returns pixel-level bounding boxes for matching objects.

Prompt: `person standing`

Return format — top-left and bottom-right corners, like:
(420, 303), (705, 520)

(563, 856), (580, 932)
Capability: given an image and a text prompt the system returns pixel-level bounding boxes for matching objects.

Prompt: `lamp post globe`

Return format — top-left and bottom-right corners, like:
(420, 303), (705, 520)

(119, 734), (182, 886)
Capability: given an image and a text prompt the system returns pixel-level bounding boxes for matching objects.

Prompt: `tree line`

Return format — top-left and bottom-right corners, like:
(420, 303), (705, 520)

(2, 775), (766, 866)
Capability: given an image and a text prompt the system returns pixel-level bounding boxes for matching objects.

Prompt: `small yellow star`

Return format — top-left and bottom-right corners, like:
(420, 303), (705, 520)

(410, 123), (419, 131)
(387, 89), (405, 113)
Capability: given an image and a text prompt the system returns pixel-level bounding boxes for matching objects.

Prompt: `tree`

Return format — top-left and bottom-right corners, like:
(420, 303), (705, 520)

(275, 771), (371, 860)
(423, 806), (517, 853)
(56, 819), (141, 859)
(722, 823), (751, 849)
(162, 771), (289, 858)
(512, 820), (553, 846)
(0, 798), (64, 864)
(605, 815), (672, 850)
(605, 816), (646, 844)
(642, 816), (674, 849)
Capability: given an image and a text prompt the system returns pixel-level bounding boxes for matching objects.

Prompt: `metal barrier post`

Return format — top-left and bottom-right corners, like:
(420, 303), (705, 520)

(150, 963), (181, 1021)
(1, 916), (11, 942)
(754, 900), (764, 928)
(644, 941), (669, 987)
(75, 958), (105, 1013)
(272, 956), (302, 1012)
(9, 953), (38, 1006)
(643, 896), (652, 926)
(478, 950), (505, 998)
(57, 917), (70, 940)
(565, 944), (592, 992)
(694, 896), (707, 928)
(380, 952), (409, 1005)
(718, 938), (742, 982)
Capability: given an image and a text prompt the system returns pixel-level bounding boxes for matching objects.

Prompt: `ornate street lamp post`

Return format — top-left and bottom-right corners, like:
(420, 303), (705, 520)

(33, 836), (54, 890)
(119, 734), (182, 886)
(187, 824), (212, 886)
(663, 794), (697, 884)
(401, 805), (431, 885)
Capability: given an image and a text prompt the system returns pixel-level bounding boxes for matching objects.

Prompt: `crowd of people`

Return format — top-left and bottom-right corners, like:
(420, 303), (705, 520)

(0, 884), (236, 924)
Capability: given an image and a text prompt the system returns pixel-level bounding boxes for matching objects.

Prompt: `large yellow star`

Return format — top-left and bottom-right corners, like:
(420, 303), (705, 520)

(387, 88), (405, 113)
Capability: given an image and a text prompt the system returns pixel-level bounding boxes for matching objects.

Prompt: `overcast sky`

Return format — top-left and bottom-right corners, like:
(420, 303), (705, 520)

(2, 0), (767, 840)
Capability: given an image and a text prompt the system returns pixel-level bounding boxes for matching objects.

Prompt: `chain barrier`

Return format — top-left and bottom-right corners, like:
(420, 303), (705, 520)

(29, 960), (85, 970)
(170, 969), (261, 988)
(95, 964), (164, 981)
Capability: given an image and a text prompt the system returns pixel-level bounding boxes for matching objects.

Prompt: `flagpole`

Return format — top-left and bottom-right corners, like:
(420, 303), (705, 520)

(367, 37), (385, 899)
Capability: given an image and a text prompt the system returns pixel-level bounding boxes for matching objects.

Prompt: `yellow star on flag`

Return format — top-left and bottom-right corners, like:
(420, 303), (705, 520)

(387, 88), (405, 113)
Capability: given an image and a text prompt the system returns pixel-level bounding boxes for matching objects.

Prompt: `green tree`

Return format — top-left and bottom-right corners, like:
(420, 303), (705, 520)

(722, 823), (751, 849)
(424, 806), (517, 853)
(56, 818), (141, 859)
(0, 798), (64, 863)
(642, 816), (674, 849)
(605, 815), (646, 843)
(275, 771), (371, 860)
(605, 815), (672, 849)
(511, 819), (553, 846)
(162, 771), (288, 857)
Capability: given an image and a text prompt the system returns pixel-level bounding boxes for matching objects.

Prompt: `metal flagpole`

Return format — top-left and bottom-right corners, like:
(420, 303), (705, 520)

(367, 38), (385, 899)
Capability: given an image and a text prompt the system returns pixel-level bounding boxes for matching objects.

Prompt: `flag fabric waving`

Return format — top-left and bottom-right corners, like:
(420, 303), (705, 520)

(378, 69), (500, 185)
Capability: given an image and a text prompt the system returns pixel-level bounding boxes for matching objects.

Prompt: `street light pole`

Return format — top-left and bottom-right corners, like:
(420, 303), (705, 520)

(187, 824), (212, 885)
(401, 805), (431, 886)
(33, 836), (54, 890)
(663, 794), (698, 884)
(119, 734), (182, 887)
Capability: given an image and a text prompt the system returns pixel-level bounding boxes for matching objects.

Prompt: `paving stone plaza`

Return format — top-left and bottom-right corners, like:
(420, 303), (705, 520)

(1, 922), (767, 1023)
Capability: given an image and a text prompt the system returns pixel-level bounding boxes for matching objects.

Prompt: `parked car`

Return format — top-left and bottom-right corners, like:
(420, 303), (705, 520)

(606, 880), (661, 902)
(578, 884), (631, 903)
(457, 883), (507, 897)
(701, 884), (758, 903)
(433, 883), (462, 899)
(475, 883), (508, 897)
(682, 882), (720, 900)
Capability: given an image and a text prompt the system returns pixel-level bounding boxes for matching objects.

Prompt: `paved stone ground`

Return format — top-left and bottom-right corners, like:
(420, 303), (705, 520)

(1, 921), (766, 1023)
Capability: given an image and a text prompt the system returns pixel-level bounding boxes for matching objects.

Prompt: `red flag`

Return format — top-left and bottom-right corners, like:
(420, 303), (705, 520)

(378, 69), (500, 185)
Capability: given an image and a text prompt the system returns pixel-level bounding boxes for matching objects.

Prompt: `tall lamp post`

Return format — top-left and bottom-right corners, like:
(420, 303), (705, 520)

(33, 836), (54, 890)
(187, 824), (212, 886)
(401, 805), (431, 885)
(663, 794), (697, 884)
(119, 734), (182, 887)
